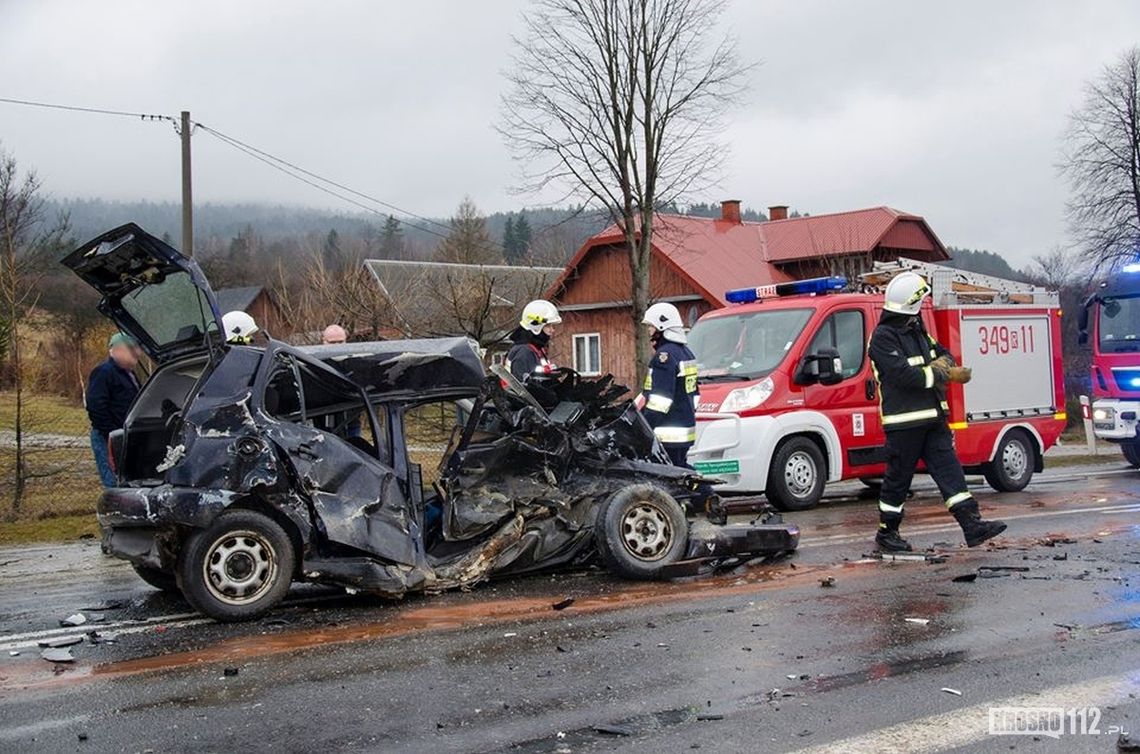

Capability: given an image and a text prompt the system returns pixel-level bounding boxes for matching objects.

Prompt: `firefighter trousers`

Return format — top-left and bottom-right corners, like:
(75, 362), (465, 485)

(878, 421), (974, 525)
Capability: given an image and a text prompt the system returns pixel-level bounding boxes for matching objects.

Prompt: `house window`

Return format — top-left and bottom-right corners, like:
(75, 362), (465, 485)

(573, 333), (602, 376)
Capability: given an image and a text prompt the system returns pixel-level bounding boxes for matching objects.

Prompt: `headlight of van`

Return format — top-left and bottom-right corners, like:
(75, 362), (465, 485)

(1093, 407), (1113, 422)
(719, 377), (774, 413)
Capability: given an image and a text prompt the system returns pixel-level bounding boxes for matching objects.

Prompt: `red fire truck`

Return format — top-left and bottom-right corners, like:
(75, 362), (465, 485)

(1079, 262), (1140, 467)
(687, 260), (1067, 510)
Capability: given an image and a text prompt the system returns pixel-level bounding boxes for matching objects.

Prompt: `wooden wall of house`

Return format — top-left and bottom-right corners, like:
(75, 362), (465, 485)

(557, 244), (699, 306)
(248, 291), (288, 338)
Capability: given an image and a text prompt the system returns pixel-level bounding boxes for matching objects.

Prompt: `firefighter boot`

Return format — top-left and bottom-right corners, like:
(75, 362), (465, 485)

(952, 500), (1007, 547)
(875, 514), (912, 552)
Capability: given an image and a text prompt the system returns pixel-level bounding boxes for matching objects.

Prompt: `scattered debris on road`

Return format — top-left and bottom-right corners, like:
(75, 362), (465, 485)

(224, 667), (239, 677)
(952, 573), (977, 583)
(592, 724), (633, 736)
(819, 576), (836, 588)
(904, 617), (930, 626)
(59, 613), (87, 627)
(940, 687), (962, 696)
(552, 597), (575, 611)
(40, 647), (75, 663)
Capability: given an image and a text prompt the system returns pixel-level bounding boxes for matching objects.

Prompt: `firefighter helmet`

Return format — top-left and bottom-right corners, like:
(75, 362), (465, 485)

(222, 311), (259, 344)
(883, 272), (931, 315)
(519, 300), (562, 334)
(642, 302), (687, 343)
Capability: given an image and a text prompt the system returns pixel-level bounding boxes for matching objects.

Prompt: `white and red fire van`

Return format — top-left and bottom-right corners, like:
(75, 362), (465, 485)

(687, 260), (1067, 510)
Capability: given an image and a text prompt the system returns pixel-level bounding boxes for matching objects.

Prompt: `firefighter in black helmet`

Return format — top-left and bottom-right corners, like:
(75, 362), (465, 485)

(870, 271), (1007, 552)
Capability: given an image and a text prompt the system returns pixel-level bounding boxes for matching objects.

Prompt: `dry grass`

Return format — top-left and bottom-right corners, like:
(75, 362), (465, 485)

(0, 391), (90, 436)
(0, 447), (102, 520)
(0, 513), (99, 545)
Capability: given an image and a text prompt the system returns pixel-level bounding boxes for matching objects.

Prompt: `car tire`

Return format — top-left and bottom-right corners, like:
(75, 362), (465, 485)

(983, 429), (1035, 492)
(177, 510), (295, 622)
(766, 437), (826, 511)
(132, 563), (179, 593)
(1122, 441), (1140, 469)
(595, 485), (689, 579)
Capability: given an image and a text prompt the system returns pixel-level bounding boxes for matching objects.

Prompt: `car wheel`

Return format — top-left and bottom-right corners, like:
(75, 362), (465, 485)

(983, 429), (1035, 492)
(177, 510), (295, 622)
(766, 437), (825, 511)
(1122, 441), (1140, 469)
(595, 485), (688, 579)
(132, 563), (179, 593)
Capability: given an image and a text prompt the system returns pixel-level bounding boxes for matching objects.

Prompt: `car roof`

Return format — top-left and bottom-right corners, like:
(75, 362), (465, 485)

(298, 336), (486, 395)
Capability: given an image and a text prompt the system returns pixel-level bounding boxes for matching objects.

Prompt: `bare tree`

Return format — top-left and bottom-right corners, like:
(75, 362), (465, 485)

(437, 198), (501, 265)
(1025, 245), (1084, 290)
(1060, 46), (1140, 270)
(501, 0), (746, 377)
(0, 148), (68, 515)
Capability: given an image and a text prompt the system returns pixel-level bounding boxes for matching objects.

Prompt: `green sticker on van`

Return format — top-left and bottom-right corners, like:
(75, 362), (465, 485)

(693, 459), (741, 475)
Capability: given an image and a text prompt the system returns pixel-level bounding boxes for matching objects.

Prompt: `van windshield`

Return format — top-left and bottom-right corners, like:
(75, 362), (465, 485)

(688, 308), (813, 381)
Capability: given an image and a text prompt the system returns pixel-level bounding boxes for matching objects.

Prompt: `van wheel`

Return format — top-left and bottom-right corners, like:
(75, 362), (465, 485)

(1122, 441), (1140, 469)
(983, 429), (1035, 492)
(177, 510), (295, 622)
(596, 485), (688, 579)
(767, 437), (826, 511)
(132, 563), (179, 593)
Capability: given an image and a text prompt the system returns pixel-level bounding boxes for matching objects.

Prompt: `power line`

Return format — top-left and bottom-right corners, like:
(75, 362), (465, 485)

(0, 96), (176, 123)
(2, 95), (599, 255)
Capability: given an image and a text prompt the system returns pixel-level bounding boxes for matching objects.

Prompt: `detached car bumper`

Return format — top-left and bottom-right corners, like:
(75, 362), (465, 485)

(685, 519), (800, 560)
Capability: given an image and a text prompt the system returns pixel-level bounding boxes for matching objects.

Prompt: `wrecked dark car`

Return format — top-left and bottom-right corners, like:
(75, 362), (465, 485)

(63, 223), (799, 621)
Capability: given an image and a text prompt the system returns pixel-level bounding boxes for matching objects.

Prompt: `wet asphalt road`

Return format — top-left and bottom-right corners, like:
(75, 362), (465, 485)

(1, 463), (1139, 753)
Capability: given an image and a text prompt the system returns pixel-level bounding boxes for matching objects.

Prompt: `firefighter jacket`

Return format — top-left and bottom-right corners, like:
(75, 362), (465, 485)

(507, 330), (555, 382)
(869, 316), (955, 432)
(639, 340), (699, 445)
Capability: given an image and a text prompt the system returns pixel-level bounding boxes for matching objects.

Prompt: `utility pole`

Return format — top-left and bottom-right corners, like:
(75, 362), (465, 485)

(180, 110), (193, 257)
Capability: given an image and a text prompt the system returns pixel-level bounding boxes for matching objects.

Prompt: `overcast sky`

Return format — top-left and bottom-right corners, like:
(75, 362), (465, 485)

(2, 0), (1138, 265)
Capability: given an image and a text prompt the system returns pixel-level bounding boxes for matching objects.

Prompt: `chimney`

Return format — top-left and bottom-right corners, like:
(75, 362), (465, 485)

(720, 199), (742, 224)
(768, 205), (789, 221)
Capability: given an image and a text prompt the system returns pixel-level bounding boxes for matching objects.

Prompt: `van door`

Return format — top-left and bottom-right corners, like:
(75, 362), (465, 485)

(800, 304), (886, 476)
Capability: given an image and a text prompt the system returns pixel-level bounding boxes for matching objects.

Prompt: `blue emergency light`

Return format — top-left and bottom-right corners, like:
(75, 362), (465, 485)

(1123, 263), (1140, 274)
(725, 275), (848, 304)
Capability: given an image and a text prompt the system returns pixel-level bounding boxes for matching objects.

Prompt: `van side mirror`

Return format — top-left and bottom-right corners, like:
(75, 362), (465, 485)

(815, 347), (843, 386)
(795, 348), (843, 386)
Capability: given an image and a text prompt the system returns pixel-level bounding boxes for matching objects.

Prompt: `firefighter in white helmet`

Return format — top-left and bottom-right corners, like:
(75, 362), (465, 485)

(507, 299), (562, 382)
(221, 311), (259, 345)
(870, 271), (1006, 551)
(636, 302), (700, 467)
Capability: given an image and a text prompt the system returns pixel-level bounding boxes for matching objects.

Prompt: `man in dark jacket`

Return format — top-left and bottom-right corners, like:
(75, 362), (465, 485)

(86, 332), (141, 487)
(870, 272), (1006, 552)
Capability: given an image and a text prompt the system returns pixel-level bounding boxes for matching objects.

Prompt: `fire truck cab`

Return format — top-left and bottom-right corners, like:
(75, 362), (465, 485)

(688, 261), (1067, 510)
(1079, 262), (1140, 468)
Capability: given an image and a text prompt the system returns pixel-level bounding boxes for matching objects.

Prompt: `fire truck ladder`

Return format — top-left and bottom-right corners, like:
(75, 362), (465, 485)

(859, 258), (1059, 307)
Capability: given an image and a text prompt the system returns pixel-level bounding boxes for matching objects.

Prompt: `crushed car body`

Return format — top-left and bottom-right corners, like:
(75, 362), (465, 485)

(63, 223), (799, 621)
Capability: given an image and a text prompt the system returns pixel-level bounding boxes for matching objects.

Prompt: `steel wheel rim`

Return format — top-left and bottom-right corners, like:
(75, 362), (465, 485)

(620, 501), (674, 562)
(784, 451), (817, 498)
(202, 529), (277, 606)
(1002, 438), (1028, 480)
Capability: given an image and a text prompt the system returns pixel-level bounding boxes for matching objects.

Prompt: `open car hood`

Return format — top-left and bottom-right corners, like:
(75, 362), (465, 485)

(61, 223), (224, 362)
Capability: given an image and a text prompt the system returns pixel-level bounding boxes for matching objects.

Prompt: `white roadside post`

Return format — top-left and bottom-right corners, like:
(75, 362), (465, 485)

(1079, 395), (1097, 455)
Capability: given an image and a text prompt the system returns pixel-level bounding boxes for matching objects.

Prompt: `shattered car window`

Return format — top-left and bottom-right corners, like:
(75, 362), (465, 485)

(119, 270), (218, 348)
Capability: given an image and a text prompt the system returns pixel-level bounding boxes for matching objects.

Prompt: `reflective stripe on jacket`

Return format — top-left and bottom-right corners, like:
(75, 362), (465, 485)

(639, 340), (699, 445)
(869, 320), (954, 431)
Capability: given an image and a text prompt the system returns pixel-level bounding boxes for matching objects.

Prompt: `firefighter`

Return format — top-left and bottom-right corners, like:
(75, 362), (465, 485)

(870, 271), (1007, 552)
(222, 311), (259, 345)
(507, 299), (561, 382)
(637, 302), (700, 467)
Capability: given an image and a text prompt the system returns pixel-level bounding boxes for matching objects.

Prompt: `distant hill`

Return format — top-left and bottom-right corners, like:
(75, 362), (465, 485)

(942, 246), (1026, 281)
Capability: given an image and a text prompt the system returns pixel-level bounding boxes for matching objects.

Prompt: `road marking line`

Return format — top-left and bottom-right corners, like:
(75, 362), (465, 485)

(0, 714), (92, 741)
(787, 670), (1140, 754)
(800, 502), (1140, 548)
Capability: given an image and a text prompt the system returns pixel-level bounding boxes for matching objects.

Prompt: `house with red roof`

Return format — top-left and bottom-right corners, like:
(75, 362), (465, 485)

(544, 201), (948, 388)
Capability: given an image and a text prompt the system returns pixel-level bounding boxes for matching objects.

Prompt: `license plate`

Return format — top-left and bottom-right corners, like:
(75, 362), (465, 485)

(1094, 422), (1114, 431)
(693, 459), (741, 475)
